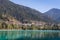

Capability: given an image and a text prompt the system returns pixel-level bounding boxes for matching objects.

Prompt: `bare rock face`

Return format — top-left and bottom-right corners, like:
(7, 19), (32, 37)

(0, 0), (9, 3)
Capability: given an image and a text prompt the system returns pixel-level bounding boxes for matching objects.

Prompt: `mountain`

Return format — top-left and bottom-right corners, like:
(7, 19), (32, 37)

(44, 8), (60, 23)
(0, 0), (52, 23)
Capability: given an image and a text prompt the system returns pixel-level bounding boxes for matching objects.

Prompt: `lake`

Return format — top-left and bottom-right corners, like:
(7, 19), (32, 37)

(0, 30), (60, 40)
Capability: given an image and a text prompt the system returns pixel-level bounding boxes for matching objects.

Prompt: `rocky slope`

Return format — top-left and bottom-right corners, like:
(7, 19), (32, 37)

(0, 0), (52, 23)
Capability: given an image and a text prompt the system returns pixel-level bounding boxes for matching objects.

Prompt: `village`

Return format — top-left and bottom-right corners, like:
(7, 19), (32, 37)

(0, 14), (60, 30)
(0, 20), (60, 30)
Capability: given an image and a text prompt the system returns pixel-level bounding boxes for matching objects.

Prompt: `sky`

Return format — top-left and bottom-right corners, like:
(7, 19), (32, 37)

(10, 0), (60, 13)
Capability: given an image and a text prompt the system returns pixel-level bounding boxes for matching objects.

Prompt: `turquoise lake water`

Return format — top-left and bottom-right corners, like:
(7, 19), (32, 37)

(0, 30), (60, 40)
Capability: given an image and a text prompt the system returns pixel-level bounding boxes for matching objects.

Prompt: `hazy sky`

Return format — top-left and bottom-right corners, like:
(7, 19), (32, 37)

(10, 0), (60, 13)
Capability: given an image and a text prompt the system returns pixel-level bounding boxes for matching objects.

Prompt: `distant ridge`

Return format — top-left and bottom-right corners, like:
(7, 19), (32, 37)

(44, 8), (60, 23)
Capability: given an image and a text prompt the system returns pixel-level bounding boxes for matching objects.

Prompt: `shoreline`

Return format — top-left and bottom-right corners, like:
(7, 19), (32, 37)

(0, 29), (60, 31)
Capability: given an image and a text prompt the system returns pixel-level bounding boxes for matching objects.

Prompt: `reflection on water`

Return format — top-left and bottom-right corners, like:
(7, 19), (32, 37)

(0, 30), (60, 40)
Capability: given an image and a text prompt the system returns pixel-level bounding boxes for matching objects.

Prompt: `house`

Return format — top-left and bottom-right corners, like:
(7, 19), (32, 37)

(31, 21), (46, 26)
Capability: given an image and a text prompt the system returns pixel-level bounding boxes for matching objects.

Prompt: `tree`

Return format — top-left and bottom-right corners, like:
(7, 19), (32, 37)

(52, 24), (58, 30)
(1, 22), (7, 29)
